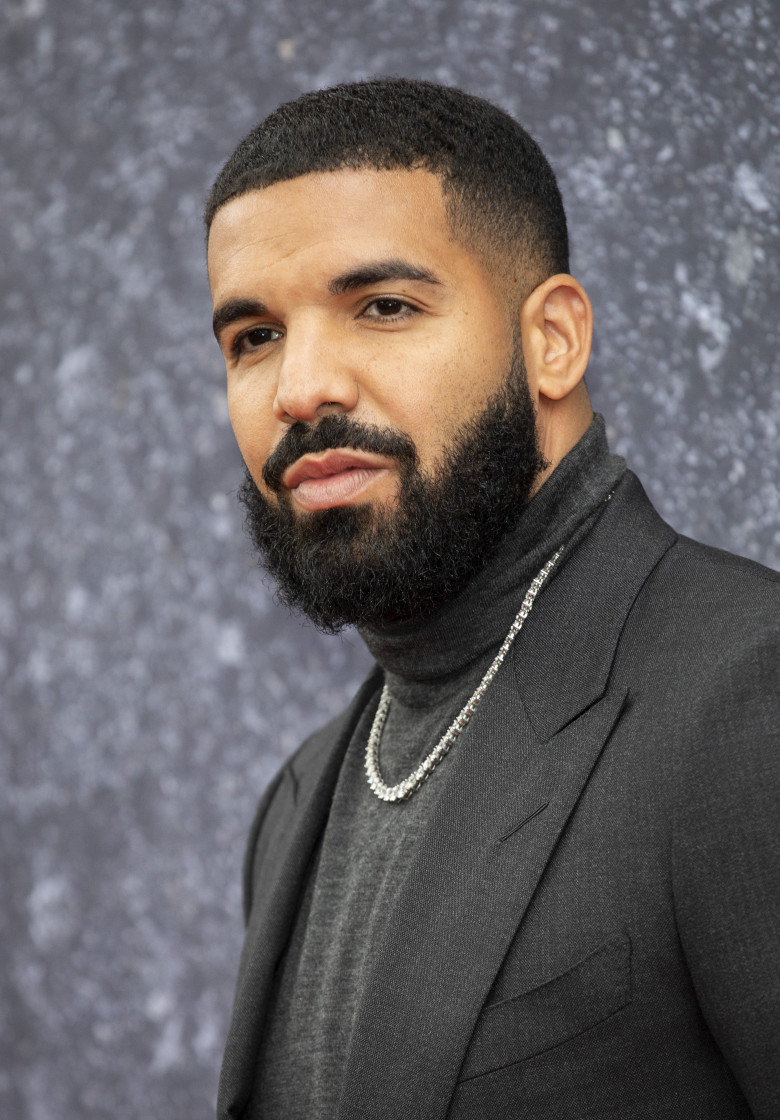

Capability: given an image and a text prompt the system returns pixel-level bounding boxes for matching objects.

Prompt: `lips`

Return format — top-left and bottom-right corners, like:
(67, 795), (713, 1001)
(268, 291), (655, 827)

(281, 449), (394, 511)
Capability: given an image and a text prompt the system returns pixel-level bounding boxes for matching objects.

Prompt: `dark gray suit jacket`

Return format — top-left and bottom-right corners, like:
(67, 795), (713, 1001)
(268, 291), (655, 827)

(218, 473), (780, 1119)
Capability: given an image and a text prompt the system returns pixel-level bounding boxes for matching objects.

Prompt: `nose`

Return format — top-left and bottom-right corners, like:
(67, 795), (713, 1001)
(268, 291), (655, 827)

(272, 319), (359, 424)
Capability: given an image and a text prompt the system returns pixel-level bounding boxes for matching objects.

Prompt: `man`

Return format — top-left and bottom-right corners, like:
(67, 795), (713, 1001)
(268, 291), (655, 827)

(206, 79), (780, 1119)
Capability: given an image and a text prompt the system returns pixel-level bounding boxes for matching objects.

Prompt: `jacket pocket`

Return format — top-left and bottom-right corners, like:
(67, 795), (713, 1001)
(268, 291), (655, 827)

(458, 932), (633, 1081)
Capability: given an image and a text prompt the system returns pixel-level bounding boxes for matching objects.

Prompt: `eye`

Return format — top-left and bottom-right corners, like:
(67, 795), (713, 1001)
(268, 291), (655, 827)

(233, 325), (283, 357)
(361, 297), (417, 321)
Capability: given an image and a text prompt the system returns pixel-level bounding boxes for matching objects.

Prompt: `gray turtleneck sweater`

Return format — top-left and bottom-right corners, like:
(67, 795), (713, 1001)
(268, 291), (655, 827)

(251, 416), (626, 1117)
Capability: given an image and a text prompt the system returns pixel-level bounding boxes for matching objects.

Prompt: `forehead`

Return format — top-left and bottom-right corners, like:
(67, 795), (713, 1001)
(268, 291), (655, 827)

(207, 168), (491, 299)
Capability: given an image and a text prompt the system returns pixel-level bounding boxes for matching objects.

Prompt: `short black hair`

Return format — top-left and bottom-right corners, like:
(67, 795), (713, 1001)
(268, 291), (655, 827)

(205, 77), (569, 284)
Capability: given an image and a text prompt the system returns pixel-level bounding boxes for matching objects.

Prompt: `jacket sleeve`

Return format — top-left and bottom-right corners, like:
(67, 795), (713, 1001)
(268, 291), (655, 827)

(672, 623), (780, 1120)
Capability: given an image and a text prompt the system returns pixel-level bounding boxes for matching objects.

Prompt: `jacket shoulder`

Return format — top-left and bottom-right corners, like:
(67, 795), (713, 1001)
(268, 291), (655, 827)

(669, 532), (780, 588)
(637, 531), (780, 645)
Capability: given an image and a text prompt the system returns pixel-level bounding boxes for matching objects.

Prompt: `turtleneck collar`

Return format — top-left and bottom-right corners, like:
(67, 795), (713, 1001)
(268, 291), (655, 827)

(358, 414), (626, 687)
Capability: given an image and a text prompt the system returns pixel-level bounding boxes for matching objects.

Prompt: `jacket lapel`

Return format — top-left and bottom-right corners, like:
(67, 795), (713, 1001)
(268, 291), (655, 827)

(219, 668), (383, 1120)
(338, 672), (628, 1120)
(338, 473), (677, 1119)
(514, 471), (677, 741)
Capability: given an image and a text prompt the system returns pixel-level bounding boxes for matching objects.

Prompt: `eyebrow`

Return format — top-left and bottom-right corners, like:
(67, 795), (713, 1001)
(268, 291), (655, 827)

(327, 259), (442, 295)
(212, 297), (268, 340)
(212, 259), (442, 340)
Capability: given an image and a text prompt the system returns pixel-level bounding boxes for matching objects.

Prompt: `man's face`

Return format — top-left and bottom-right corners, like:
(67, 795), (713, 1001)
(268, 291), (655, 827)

(208, 168), (545, 629)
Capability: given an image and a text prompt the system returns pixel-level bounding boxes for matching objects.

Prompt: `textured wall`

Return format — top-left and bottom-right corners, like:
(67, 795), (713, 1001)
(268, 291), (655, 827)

(2, 0), (778, 1116)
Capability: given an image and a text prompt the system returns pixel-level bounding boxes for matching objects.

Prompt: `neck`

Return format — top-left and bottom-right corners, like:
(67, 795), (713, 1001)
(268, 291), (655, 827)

(532, 385), (594, 495)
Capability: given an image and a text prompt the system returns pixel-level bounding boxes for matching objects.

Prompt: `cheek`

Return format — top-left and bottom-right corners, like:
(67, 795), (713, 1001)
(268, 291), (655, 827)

(227, 381), (278, 475)
(395, 352), (505, 466)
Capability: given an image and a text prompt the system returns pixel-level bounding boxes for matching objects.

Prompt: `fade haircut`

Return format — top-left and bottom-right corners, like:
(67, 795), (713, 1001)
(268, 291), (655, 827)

(204, 77), (569, 287)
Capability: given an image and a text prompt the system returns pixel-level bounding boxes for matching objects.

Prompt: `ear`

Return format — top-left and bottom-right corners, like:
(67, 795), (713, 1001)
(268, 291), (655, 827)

(520, 274), (593, 401)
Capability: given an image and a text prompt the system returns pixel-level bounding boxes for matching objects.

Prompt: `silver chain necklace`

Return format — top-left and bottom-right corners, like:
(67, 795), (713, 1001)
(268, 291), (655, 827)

(365, 547), (563, 803)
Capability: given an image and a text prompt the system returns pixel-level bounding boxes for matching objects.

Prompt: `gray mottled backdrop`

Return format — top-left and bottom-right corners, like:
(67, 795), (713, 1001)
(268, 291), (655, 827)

(2, 0), (778, 1116)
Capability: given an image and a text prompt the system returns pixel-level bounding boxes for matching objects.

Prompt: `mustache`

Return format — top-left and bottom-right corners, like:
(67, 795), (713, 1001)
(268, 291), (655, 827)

(261, 415), (418, 492)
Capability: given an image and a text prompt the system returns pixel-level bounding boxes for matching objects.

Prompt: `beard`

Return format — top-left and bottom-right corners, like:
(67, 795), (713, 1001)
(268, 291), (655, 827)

(237, 346), (547, 633)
